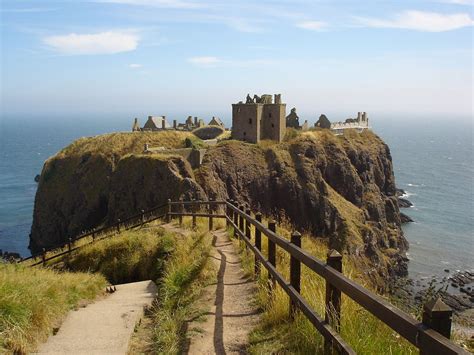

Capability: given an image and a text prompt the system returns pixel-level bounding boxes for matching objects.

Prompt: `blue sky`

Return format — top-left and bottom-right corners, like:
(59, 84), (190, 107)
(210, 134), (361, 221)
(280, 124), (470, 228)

(0, 0), (473, 122)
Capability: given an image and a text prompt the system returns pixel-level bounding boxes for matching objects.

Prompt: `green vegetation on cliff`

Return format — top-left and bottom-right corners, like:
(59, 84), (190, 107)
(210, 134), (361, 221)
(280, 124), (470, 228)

(31, 128), (407, 290)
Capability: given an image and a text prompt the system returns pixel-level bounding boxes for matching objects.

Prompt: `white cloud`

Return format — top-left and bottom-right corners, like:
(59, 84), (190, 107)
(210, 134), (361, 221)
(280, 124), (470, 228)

(43, 31), (139, 55)
(129, 63), (142, 68)
(188, 56), (221, 66)
(296, 21), (327, 31)
(357, 10), (474, 32)
(96, 0), (203, 9)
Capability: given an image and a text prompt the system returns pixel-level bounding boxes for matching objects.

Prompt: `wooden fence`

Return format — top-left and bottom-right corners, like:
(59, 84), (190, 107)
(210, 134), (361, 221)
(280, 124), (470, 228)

(20, 203), (168, 266)
(21, 198), (467, 354)
(168, 199), (467, 355)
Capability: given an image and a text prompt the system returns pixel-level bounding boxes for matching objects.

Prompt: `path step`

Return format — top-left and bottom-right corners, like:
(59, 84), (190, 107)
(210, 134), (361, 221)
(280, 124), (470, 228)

(35, 280), (157, 355)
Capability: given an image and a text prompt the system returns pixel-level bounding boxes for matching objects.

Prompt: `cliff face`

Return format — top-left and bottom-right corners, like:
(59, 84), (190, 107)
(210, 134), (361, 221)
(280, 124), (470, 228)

(197, 131), (408, 281)
(30, 129), (408, 283)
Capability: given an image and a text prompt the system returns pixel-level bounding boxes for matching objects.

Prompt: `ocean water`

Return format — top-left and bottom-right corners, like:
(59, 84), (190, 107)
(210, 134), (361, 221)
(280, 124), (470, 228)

(0, 117), (472, 280)
(375, 120), (474, 279)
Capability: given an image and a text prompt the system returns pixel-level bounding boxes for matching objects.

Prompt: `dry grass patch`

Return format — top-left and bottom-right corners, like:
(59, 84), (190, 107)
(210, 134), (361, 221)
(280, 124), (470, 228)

(0, 264), (106, 354)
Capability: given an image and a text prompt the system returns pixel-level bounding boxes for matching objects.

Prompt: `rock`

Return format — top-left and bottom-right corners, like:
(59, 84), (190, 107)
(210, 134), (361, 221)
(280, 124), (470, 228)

(398, 198), (413, 208)
(400, 212), (414, 223)
(30, 130), (409, 289)
(34, 174), (40, 183)
(444, 269), (450, 273)
(395, 188), (406, 197)
(452, 283), (459, 288)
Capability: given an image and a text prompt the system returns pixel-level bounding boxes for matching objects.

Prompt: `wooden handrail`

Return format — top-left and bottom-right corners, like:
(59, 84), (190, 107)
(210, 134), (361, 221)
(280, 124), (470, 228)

(19, 198), (467, 354)
(222, 199), (466, 354)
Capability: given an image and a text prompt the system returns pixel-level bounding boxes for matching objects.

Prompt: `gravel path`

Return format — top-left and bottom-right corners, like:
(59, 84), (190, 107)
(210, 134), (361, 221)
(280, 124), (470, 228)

(35, 280), (157, 355)
(184, 229), (260, 354)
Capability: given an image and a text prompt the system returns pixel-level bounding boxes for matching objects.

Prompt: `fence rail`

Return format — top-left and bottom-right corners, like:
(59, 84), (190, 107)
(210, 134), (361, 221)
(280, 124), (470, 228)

(21, 198), (467, 354)
(20, 202), (168, 266)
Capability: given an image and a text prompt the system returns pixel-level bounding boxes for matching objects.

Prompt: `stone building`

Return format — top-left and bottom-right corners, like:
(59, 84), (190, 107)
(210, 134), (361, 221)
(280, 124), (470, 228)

(143, 116), (171, 130)
(132, 118), (140, 132)
(231, 93), (286, 143)
(208, 116), (224, 127)
(315, 112), (370, 134)
(286, 107), (309, 131)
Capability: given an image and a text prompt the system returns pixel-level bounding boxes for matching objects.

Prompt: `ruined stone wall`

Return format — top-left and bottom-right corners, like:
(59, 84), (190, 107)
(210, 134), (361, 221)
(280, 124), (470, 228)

(261, 104), (286, 142)
(231, 103), (262, 143)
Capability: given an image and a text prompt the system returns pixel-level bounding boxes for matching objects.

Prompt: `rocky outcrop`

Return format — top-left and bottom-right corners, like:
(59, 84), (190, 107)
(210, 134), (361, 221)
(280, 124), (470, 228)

(30, 130), (408, 286)
(196, 130), (408, 282)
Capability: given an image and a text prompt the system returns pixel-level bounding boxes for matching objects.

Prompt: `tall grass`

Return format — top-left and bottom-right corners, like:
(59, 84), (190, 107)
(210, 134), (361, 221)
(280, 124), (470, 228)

(66, 227), (174, 284)
(129, 217), (217, 353)
(230, 221), (418, 354)
(0, 263), (106, 353)
(151, 228), (214, 353)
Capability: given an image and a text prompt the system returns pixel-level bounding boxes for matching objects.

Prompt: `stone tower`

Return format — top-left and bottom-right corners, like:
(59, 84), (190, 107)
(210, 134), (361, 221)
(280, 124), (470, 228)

(231, 94), (286, 143)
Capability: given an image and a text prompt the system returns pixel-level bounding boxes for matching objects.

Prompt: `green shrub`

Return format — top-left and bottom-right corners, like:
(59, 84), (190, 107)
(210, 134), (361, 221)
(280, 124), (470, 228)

(184, 136), (205, 149)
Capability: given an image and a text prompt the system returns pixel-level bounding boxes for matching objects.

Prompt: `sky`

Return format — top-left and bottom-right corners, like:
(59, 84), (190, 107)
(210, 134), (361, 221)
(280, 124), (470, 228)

(0, 0), (473, 123)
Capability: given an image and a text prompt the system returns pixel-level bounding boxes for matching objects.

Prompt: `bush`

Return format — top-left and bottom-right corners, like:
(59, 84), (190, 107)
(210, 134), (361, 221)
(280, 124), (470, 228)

(184, 136), (205, 149)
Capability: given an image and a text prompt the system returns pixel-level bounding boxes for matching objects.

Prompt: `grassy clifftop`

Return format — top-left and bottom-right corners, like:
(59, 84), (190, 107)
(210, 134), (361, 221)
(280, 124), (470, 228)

(56, 131), (193, 158)
(30, 128), (407, 288)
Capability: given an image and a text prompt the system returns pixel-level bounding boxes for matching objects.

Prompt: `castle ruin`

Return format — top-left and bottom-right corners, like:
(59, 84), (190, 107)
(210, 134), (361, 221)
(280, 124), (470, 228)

(231, 93), (286, 143)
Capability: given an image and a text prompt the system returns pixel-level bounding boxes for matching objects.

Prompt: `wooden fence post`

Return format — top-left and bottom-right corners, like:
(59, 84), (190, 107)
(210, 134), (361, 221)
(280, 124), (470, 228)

(192, 199), (197, 229)
(68, 238), (72, 253)
(227, 199), (233, 229)
(290, 231), (302, 318)
(178, 199), (183, 226)
(422, 297), (452, 340)
(116, 219), (121, 233)
(325, 249), (342, 354)
(141, 209), (145, 224)
(268, 220), (277, 291)
(233, 202), (238, 237)
(166, 199), (172, 223)
(245, 208), (251, 250)
(208, 199), (214, 231)
(239, 205), (244, 233)
(42, 248), (46, 266)
(255, 212), (262, 277)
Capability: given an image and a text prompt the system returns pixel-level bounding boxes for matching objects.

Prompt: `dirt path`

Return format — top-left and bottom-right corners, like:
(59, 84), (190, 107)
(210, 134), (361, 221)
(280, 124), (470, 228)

(184, 229), (260, 354)
(35, 280), (157, 355)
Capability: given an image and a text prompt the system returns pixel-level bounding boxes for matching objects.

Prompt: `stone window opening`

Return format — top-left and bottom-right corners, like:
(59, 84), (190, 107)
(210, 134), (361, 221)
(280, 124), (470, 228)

(269, 113), (272, 118)
(271, 123), (274, 128)
(249, 118), (252, 124)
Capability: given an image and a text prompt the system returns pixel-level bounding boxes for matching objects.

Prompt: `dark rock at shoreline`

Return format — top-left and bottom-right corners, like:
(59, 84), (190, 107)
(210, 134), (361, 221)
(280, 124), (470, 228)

(396, 188), (405, 197)
(34, 174), (40, 183)
(400, 212), (414, 223)
(398, 198), (413, 208)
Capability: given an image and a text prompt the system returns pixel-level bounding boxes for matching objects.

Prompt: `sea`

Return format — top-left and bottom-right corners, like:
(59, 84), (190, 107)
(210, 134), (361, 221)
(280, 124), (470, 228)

(0, 116), (473, 281)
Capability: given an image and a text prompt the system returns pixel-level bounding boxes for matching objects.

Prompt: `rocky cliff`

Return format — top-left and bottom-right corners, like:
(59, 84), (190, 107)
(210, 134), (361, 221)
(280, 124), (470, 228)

(30, 129), (408, 285)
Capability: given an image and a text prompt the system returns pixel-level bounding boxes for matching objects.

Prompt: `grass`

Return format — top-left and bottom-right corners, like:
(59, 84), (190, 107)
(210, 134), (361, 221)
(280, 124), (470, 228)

(57, 130), (193, 159)
(130, 217), (221, 354)
(0, 263), (107, 354)
(229, 218), (419, 354)
(65, 227), (175, 284)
